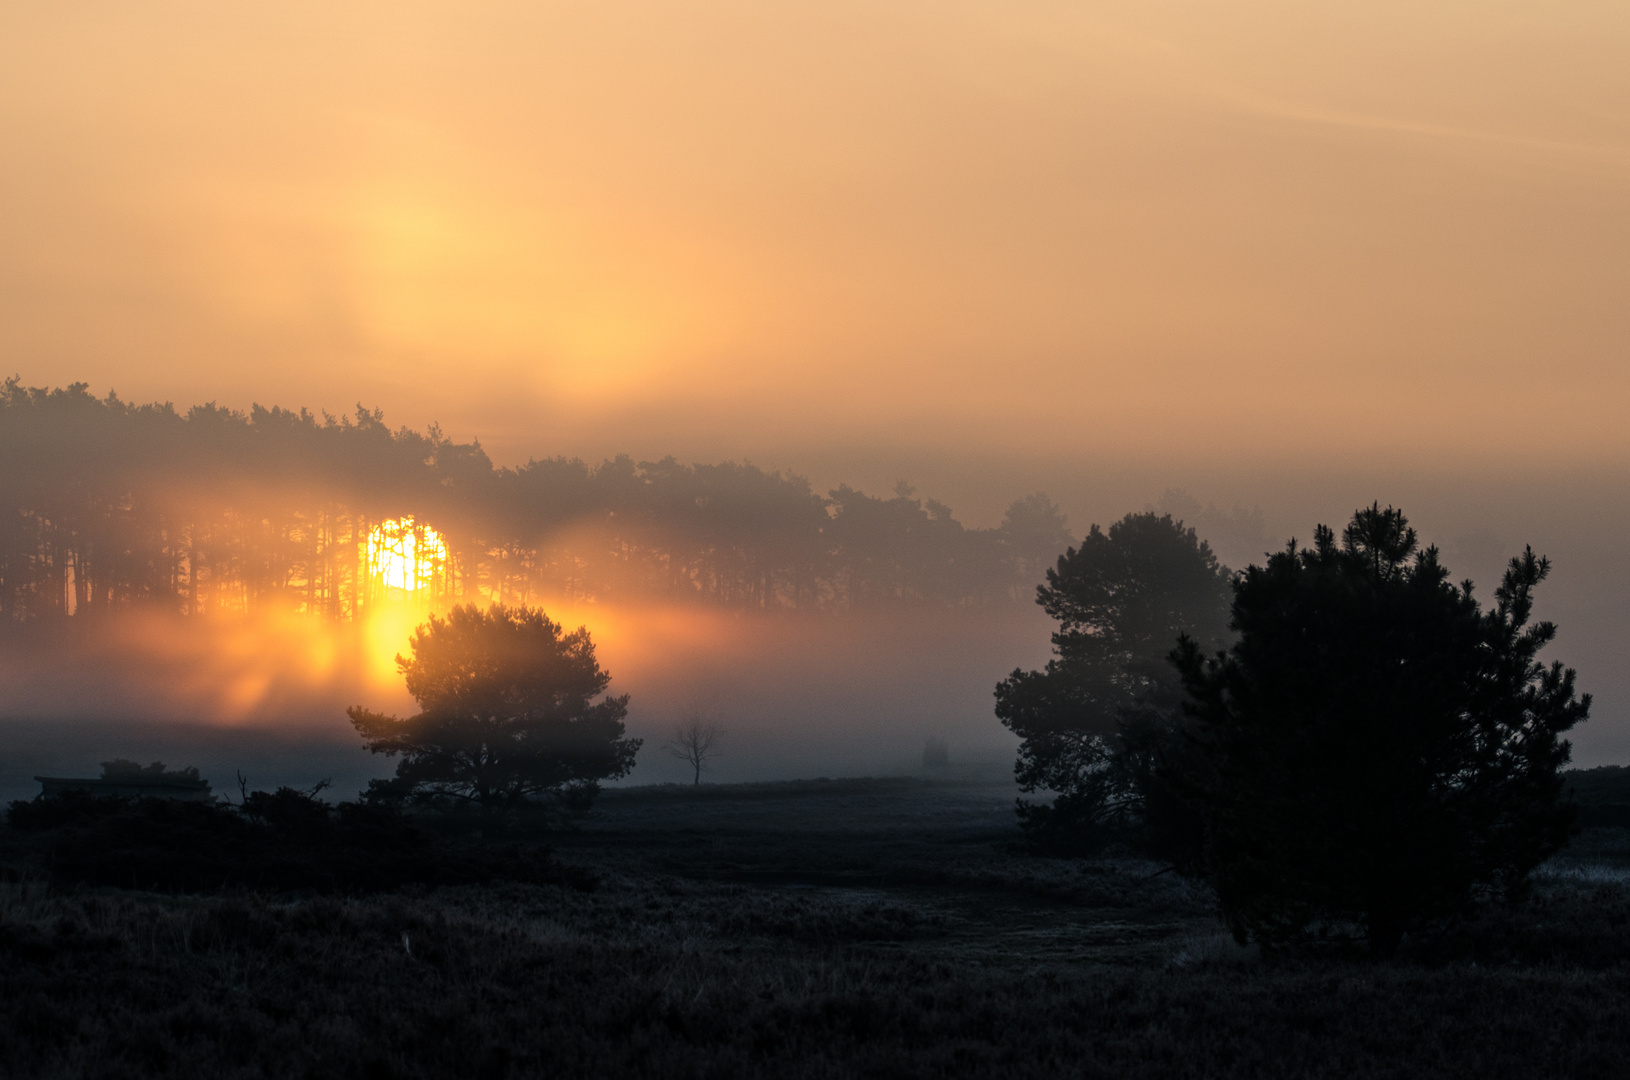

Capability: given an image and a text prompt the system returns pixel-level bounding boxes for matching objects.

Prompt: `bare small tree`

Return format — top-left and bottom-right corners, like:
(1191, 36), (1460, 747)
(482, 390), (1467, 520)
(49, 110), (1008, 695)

(664, 711), (724, 786)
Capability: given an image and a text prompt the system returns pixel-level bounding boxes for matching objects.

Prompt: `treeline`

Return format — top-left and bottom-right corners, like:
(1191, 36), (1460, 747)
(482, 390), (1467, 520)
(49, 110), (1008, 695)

(0, 380), (1072, 619)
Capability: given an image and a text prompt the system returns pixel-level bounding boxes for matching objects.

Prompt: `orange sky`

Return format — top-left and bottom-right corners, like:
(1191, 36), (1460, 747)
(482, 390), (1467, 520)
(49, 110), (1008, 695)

(4, 0), (1629, 479)
(6, 2), (1630, 771)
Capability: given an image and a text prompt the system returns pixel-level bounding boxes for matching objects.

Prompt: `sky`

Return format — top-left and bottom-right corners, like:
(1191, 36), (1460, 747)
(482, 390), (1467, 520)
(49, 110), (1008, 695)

(3, 1), (1629, 773)
(5, 1), (1629, 474)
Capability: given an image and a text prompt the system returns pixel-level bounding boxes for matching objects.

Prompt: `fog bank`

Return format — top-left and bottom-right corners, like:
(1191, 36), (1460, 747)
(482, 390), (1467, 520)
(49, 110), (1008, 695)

(0, 603), (1050, 804)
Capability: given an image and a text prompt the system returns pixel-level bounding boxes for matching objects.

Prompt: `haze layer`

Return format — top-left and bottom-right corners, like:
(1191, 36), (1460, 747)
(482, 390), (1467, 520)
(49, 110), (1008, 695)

(3, 1), (1627, 473)
(3, 3), (1628, 776)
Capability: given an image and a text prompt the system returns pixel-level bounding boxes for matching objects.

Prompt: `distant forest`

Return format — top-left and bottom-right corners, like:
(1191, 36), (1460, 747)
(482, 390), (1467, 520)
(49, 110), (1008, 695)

(0, 381), (1073, 619)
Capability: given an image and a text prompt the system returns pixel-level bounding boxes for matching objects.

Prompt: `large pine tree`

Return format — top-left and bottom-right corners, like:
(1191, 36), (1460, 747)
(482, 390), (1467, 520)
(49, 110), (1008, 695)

(996, 512), (1233, 852)
(1175, 505), (1589, 956)
(348, 604), (640, 816)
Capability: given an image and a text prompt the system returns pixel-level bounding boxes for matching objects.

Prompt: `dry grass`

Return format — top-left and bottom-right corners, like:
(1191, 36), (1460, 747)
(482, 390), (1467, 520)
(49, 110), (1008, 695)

(4, 778), (1630, 1078)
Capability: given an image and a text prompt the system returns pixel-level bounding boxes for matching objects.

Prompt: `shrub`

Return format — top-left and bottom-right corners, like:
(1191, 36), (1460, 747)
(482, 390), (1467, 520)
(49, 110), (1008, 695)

(8, 788), (592, 894)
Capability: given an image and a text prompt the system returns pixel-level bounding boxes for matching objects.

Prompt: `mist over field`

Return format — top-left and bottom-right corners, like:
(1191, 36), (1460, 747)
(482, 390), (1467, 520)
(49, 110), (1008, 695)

(0, 602), (1053, 803)
(0, 384), (1080, 800)
(1, 385), (1624, 802)
(6, 0), (1630, 801)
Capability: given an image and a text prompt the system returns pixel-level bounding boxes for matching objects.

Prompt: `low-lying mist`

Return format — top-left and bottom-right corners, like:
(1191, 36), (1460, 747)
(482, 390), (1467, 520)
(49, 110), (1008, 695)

(3, 383), (1626, 804)
(0, 602), (1050, 804)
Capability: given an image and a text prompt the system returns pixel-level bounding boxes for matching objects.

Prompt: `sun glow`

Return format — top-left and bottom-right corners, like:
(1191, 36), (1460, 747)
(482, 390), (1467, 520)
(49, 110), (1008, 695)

(367, 517), (448, 593)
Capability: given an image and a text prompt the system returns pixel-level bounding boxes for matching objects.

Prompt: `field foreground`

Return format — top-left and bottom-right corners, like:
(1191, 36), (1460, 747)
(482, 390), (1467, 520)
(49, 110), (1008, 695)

(5, 775), (1630, 1079)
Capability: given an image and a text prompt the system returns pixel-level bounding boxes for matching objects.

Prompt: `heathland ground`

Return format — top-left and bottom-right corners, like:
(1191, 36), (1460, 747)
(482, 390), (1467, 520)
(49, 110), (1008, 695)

(4, 773), (1630, 1079)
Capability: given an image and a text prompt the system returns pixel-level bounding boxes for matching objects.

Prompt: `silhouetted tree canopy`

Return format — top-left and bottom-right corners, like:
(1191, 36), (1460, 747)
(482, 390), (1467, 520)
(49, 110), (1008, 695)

(6, 782), (587, 893)
(348, 604), (639, 813)
(99, 760), (205, 784)
(995, 512), (1232, 852)
(1174, 505), (1590, 957)
(0, 380), (1072, 617)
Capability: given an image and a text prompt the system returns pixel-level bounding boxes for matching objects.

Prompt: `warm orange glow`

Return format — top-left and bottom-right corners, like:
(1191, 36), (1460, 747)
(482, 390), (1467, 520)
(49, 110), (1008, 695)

(3, 608), (390, 727)
(361, 518), (453, 682)
(362, 601), (423, 686)
(3, 2), (1629, 471)
(368, 517), (447, 593)
(3, 2), (1629, 773)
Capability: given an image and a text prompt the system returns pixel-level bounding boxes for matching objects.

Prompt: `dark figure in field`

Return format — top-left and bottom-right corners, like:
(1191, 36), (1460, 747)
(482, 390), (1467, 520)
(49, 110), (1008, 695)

(349, 603), (640, 817)
(1175, 505), (1589, 956)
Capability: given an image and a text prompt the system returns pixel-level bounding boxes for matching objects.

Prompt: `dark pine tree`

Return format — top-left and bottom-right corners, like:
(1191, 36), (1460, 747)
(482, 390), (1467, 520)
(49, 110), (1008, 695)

(996, 512), (1233, 853)
(1174, 505), (1590, 956)
(348, 604), (640, 816)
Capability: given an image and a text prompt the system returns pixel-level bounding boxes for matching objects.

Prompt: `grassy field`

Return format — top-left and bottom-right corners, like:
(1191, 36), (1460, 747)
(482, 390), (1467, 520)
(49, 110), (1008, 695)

(5, 775), (1630, 1079)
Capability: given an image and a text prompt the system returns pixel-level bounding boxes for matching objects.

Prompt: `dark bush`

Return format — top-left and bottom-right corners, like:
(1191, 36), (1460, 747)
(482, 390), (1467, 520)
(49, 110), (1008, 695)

(241, 784), (334, 837)
(48, 798), (260, 892)
(7, 790), (134, 831)
(10, 789), (593, 894)
(1566, 766), (1630, 828)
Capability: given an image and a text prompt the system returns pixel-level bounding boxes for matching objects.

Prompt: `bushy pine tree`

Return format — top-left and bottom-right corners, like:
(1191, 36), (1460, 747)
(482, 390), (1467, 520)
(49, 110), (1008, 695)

(349, 604), (640, 816)
(1174, 505), (1589, 956)
(996, 512), (1233, 853)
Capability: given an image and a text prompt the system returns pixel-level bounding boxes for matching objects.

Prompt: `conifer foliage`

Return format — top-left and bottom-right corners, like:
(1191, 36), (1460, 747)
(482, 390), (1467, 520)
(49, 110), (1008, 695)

(1174, 505), (1590, 956)
(0, 380), (1074, 617)
(995, 512), (1233, 851)
(349, 604), (639, 814)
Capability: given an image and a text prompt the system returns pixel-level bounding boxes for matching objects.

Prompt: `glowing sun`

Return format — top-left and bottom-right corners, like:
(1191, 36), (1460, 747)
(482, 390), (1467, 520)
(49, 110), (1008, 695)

(368, 517), (447, 592)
